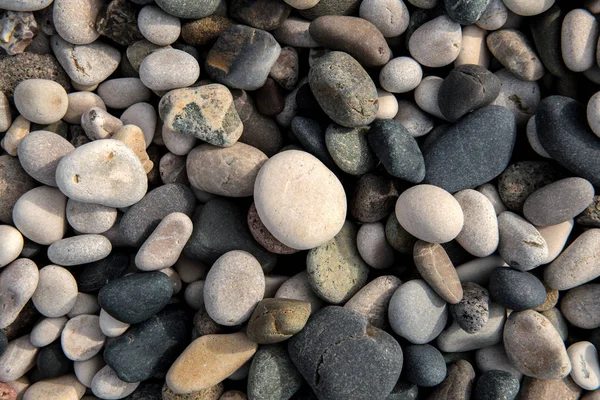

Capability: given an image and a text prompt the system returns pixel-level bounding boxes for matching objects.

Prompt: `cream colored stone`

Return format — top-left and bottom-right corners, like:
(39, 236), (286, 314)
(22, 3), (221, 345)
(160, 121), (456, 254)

(0, 225), (24, 267)
(91, 366), (139, 399)
(1, 115), (31, 156)
(0, 335), (38, 382)
(455, 25), (490, 68)
(74, 353), (105, 388)
(112, 124), (153, 173)
(30, 316), (69, 347)
(32, 265), (78, 318)
(63, 92), (106, 125)
(0, 259), (38, 329)
(23, 374), (86, 400)
(454, 189), (499, 257)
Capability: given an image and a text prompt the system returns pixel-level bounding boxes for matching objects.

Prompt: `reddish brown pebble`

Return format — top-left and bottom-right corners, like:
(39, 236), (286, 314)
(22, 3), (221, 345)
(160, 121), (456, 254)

(0, 382), (17, 400)
(248, 203), (298, 255)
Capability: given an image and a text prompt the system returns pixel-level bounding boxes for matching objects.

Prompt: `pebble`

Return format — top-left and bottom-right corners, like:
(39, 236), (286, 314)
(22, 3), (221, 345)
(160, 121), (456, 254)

(403, 344), (446, 387)
(530, 6), (569, 78)
(0, 259), (38, 329)
(95, 0), (144, 46)
(324, 125), (375, 175)
(497, 211), (548, 271)
(247, 344), (303, 400)
(4, 377), (29, 400)
(96, 79), (151, 110)
(13, 79), (68, 125)
(1, 116), (30, 156)
(290, 117), (336, 169)
(138, 5), (181, 46)
(80, 107), (122, 140)
(491, 69), (540, 125)
(47, 234), (112, 266)
(154, 0), (218, 18)
(53, 0), (103, 45)
(18, 130), (73, 187)
(423, 106), (517, 192)
(307, 221), (369, 303)
(254, 150), (346, 250)
(166, 332), (258, 394)
(63, 92), (105, 125)
(139, 49), (200, 91)
(456, 25), (490, 68)
(163, 126), (197, 157)
(98, 272), (173, 324)
(0, 0), (52, 10)
(99, 309), (129, 338)
(273, 17), (319, 48)
(523, 177), (594, 227)
(30, 317), (68, 348)
(344, 276), (401, 329)
(444, 0), (489, 25)
(389, 279), (448, 344)
(204, 250), (264, 326)
(299, 0), (361, 19)
(561, 284), (600, 329)
(449, 282), (490, 334)
(520, 376), (582, 400)
(577, 195), (600, 227)
(104, 309), (191, 383)
(497, 161), (561, 212)
(504, 310), (572, 379)
(414, 241), (463, 304)
(486, 29), (545, 81)
(247, 203), (297, 255)
(408, 15), (462, 68)
(275, 271), (324, 314)
(474, 370), (520, 400)
(246, 298), (311, 344)
(51, 35), (121, 86)
(376, 89), (399, 120)
(428, 360), (476, 400)
(477, 183), (507, 216)
(489, 267), (546, 311)
(567, 341), (600, 390)
(368, 119), (425, 183)
(0, 225), (23, 267)
(438, 64), (500, 122)
(356, 222), (396, 270)
(561, 9), (599, 72)
(502, 0), (554, 16)
(91, 365), (140, 399)
(476, 344), (523, 380)
(288, 306), (402, 400)
(309, 51), (378, 127)
(526, 116), (551, 158)
(23, 374), (85, 400)
(66, 199), (117, 234)
(350, 173), (399, 223)
(541, 307), (569, 341)
(76, 251), (128, 293)
(159, 84), (243, 147)
(229, 0), (290, 31)
(32, 265), (78, 318)
(395, 184), (464, 244)
(454, 189), (499, 257)
(0, 335), (38, 382)
(394, 99), (434, 137)
(60, 314), (105, 361)
(184, 280), (204, 309)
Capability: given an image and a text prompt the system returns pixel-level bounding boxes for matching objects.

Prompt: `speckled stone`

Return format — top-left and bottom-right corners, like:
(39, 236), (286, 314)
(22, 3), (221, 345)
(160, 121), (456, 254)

(445, 0), (490, 25)
(96, 0), (144, 46)
(489, 268), (546, 311)
(486, 29), (544, 81)
(229, 0), (290, 31)
(530, 6), (569, 78)
(140, 49), (199, 91)
(48, 235), (111, 266)
(246, 299), (310, 344)
(562, 9), (599, 72)
(449, 282), (489, 334)
(324, 125), (375, 176)
(474, 370), (520, 400)
(520, 376), (582, 400)
(154, 0), (219, 18)
(561, 284), (600, 329)
(0, 52), (70, 99)
(161, 382), (224, 400)
(404, 344), (447, 387)
(497, 211), (548, 271)
(247, 344), (302, 400)
(182, 16), (232, 47)
(576, 196), (600, 227)
(76, 251), (128, 293)
(497, 161), (562, 212)
(13, 80), (68, 125)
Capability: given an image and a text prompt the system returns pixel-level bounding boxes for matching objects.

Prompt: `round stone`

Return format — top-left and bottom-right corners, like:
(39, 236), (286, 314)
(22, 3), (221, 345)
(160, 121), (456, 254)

(66, 200), (117, 234)
(497, 161), (561, 212)
(395, 184), (464, 244)
(0, 335), (38, 382)
(350, 173), (399, 223)
(0, 259), (39, 329)
(385, 212), (417, 255)
(561, 8), (599, 72)
(0, 0), (53, 10)
(0, 155), (37, 224)
(403, 344), (446, 387)
(456, 25), (491, 67)
(247, 344), (303, 400)
(17, 131), (74, 187)
(454, 189), (499, 257)
(486, 29), (544, 81)
(408, 15), (462, 68)
(30, 317), (68, 348)
(413, 241), (463, 304)
(377, 89), (400, 120)
(61, 314), (105, 361)
(489, 268), (546, 311)
(567, 341), (600, 390)
(449, 282), (490, 334)
(13, 186), (67, 245)
(414, 76), (446, 119)
(502, 0), (554, 16)
(392, 100), (433, 138)
(561, 284), (600, 329)
(99, 309), (129, 338)
(181, 16), (233, 47)
(138, 5), (181, 46)
(23, 374), (85, 400)
(47, 235), (112, 266)
(273, 17), (319, 48)
(0, 225), (23, 268)
(359, 0), (409, 37)
(14, 79), (68, 125)
(275, 272), (325, 314)
(154, 0), (219, 19)
(474, 370), (520, 400)
(91, 365), (140, 399)
(139, 49), (200, 91)
(120, 102), (157, 147)
(497, 211), (548, 271)
(32, 265), (78, 318)
(476, 344), (523, 380)
(254, 150), (347, 250)
(246, 299), (311, 344)
(96, 78), (151, 110)
(53, 0), (103, 45)
(324, 125), (376, 176)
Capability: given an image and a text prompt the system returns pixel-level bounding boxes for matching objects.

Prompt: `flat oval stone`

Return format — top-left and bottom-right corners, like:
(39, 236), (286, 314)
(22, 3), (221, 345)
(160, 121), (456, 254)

(404, 344), (446, 387)
(561, 9), (599, 72)
(254, 150), (346, 250)
(76, 251), (128, 293)
(356, 222), (395, 270)
(428, 360), (476, 400)
(474, 370), (520, 400)
(449, 282), (490, 334)
(140, 49), (199, 91)
(414, 241), (463, 304)
(530, 5), (569, 78)
(53, 0), (103, 45)
(55, 139), (147, 208)
(0, 225), (23, 268)
(561, 284), (600, 329)
(60, 314), (105, 361)
(246, 298), (311, 344)
(288, 306), (402, 400)
(47, 235), (112, 266)
(66, 200), (117, 234)
(0, 259), (39, 329)
(186, 143), (267, 197)
(344, 275), (401, 329)
(309, 51), (378, 128)
(486, 29), (544, 81)
(502, 0), (554, 16)
(0, 335), (38, 382)
(359, 0), (409, 37)
(17, 131), (73, 187)
(138, 5), (181, 46)
(0, 155), (37, 225)
(423, 106), (517, 192)
(497, 211), (548, 271)
(104, 308), (191, 383)
(489, 268), (546, 311)
(567, 341), (600, 390)
(324, 125), (375, 175)
(23, 374), (85, 400)
(166, 332), (258, 394)
(91, 365), (140, 399)
(309, 16), (391, 67)
(395, 184), (464, 244)
(504, 310), (571, 379)
(14, 80), (68, 125)
(154, 0), (219, 18)
(98, 272), (173, 324)
(389, 279), (448, 344)
(273, 17), (319, 48)
(97, 78), (151, 110)
(476, 344), (523, 379)
(32, 265), (78, 318)
(247, 344), (303, 400)
(204, 250), (264, 326)
(454, 189), (499, 257)
(523, 178), (594, 227)
(30, 317), (68, 348)
(408, 15), (462, 68)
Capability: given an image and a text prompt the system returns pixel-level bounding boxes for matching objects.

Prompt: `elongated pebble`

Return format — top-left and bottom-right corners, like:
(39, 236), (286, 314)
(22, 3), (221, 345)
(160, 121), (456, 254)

(561, 9), (599, 72)
(23, 374), (86, 400)
(0, 259), (39, 329)
(92, 366), (140, 400)
(497, 211), (548, 271)
(30, 317), (68, 348)
(1, 115), (31, 156)
(48, 235), (112, 266)
(414, 76), (446, 119)
(66, 200), (117, 234)
(454, 189), (499, 257)
(537, 219), (573, 264)
(414, 241), (463, 304)
(97, 78), (151, 110)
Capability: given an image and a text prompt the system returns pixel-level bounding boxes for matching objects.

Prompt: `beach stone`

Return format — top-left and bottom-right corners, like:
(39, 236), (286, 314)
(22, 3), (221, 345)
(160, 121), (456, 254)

(298, 0), (361, 19)
(47, 235), (111, 266)
(247, 344), (302, 400)
(184, 280), (204, 310)
(449, 282), (490, 334)
(1, 116), (30, 156)
(577, 196), (600, 227)
(275, 272), (324, 314)
(13, 80), (68, 125)
(530, 6), (569, 78)
(498, 161), (561, 212)
(51, 35), (120, 86)
(113, 122), (154, 168)
(523, 177), (594, 227)
(95, 0), (143, 46)
(309, 51), (378, 128)
(356, 222), (396, 270)
(403, 344), (446, 387)
(159, 84), (243, 147)
(454, 189), (499, 257)
(67, 292), (100, 318)
(99, 308), (129, 338)
(288, 306), (402, 400)
(0, 226), (23, 268)
(437, 302), (506, 352)
(423, 106), (517, 192)
(389, 279), (448, 344)
(138, 5), (180, 46)
(162, 383), (224, 400)
(246, 299), (311, 344)
(445, 0), (490, 25)
(350, 173), (398, 223)
(74, 354), (105, 388)
(414, 241), (462, 304)
(0, 259), (38, 329)
(154, 0), (219, 19)
(30, 317), (68, 348)
(376, 89), (399, 120)
(476, 344), (523, 379)
(163, 126), (197, 157)
(80, 107), (123, 141)
(24, 375), (85, 400)
(229, 0), (290, 31)
(247, 204), (297, 255)
(53, 0), (103, 45)
(0, 335), (38, 382)
(497, 211), (548, 271)
(104, 308), (191, 383)
(409, 16), (462, 68)
(561, 9), (599, 72)
(98, 272), (173, 324)
(477, 183), (507, 216)
(181, 16), (232, 47)
(139, 49), (199, 92)
(32, 265), (77, 318)
(255, 79), (284, 116)
(254, 150), (346, 250)
(67, 200), (116, 234)
(126, 40), (170, 72)
(290, 116), (335, 169)
(486, 29), (544, 81)
(438, 65), (500, 122)
(344, 275), (402, 329)
(455, 25), (490, 68)
(324, 125), (375, 175)
(0, 155), (37, 225)
(269, 47), (299, 90)
(504, 310), (571, 379)
(395, 184), (464, 244)
(204, 251), (264, 326)
(429, 360), (475, 400)
(91, 366), (140, 399)
(520, 377), (582, 400)
(502, 0), (554, 16)
(489, 268), (546, 311)
(60, 314), (104, 361)
(63, 92), (105, 125)
(567, 341), (600, 390)
(97, 79), (151, 110)
(166, 332), (257, 394)
(491, 69), (540, 125)
(272, 17), (319, 48)
(359, 0), (409, 37)
(474, 370), (520, 400)
(561, 284), (600, 329)
(541, 307), (569, 341)
(76, 251), (128, 293)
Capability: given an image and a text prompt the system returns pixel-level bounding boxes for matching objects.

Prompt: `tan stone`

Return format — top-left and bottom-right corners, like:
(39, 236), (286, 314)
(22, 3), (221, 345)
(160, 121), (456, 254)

(344, 275), (402, 329)
(413, 241), (463, 304)
(246, 298), (310, 344)
(162, 382), (224, 400)
(0, 382), (17, 400)
(455, 25), (490, 68)
(520, 376), (582, 400)
(112, 124), (153, 173)
(23, 374), (85, 400)
(428, 360), (475, 400)
(4, 376), (29, 400)
(1, 116), (30, 156)
(534, 284), (559, 312)
(166, 332), (258, 394)
(219, 391), (247, 400)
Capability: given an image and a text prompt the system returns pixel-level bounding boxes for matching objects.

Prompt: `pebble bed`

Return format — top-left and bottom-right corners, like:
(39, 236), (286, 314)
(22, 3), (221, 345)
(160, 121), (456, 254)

(1, 0), (600, 399)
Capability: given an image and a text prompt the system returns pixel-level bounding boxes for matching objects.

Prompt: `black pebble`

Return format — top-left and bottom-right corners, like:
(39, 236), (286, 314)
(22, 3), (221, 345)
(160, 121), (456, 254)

(474, 370), (520, 400)
(488, 268), (546, 311)
(0, 330), (7, 357)
(444, 0), (490, 25)
(77, 251), (129, 293)
(291, 116), (337, 169)
(37, 342), (71, 379)
(530, 6), (569, 78)
(402, 344), (447, 387)
(123, 381), (163, 400)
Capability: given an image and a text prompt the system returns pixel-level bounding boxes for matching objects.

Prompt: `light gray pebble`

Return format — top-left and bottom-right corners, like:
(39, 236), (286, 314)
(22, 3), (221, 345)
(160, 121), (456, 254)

(97, 78), (151, 110)
(13, 186), (67, 245)
(184, 280), (205, 310)
(120, 102), (157, 147)
(14, 79), (68, 124)
(74, 353), (105, 388)
(502, 0), (554, 16)
(61, 314), (105, 361)
(476, 0), (508, 30)
(30, 316), (69, 348)
(526, 116), (551, 158)
(138, 5), (181, 46)
(455, 255), (508, 286)
(81, 107), (123, 140)
(162, 125), (197, 156)
(0, 259), (39, 329)
(414, 76), (446, 119)
(53, 0), (103, 45)
(0, 335), (39, 382)
(18, 130), (74, 187)
(380, 57), (422, 93)
(63, 92), (106, 125)
(67, 293), (100, 318)
(0, 0), (53, 11)
(561, 8), (599, 72)
(409, 15), (462, 67)
(394, 99), (434, 137)
(32, 265), (78, 318)
(475, 344), (524, 380)
(272, 17), (319, 48)
(477, 183), (508, 215)
(359, 0), (409, 37)
(99, 308), (129, 338)
(139, 48), (200, 91)
(0, 225), (24, 267)
(344, 275), (402, 328)
(91, 365), (139, 399)
(357, 222), (396, 269)
(491, 68), (540, 125)
(541, 307), (569, 341)
(66, 199), (117, 234)
(454, 189), (499, 257)
(498, 211), (548, 271)
(275, 271), (324, 314)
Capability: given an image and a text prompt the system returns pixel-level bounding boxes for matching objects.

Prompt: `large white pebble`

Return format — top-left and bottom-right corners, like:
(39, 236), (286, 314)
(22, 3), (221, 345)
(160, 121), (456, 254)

(91, 365), (140, 399)
(568, 341), (600, 390)
(379, 57), (422, 93)
(408, 15), (462, 68)
(30, 317), (68, 347)
(561, 8), (599, 72)
(12, 186), (67, 245)
(32, 265), (78, 317)
(74, 353), (105, 388)
(23, 374), (86, 400)
(454, 189), (499, 257)
(138, 5), (181, 46)
(0, 335), (38, 382)
(55, 139), (148, 208)
(254, 150), (347, 250)
(14, 79), (69, 124)
(0, 225), (23, 267)
(53, 0), (103, 44)
(61, 314), (105, 361)
(99, 308), (130, 338)
(395, 184), (464, 243)
(0, 259), (39, 329)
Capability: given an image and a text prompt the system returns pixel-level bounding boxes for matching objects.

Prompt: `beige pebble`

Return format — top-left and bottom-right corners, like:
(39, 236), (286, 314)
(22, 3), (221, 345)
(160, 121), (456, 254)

(99, 308), (130, 338)
(477, 183), (508, 215)
(275, 271), (324, 314)
(23, 374), (86, 400)
(63, 92), (106, 125)
(120, 102), (157, 148)
(455, 25), (490, 68)
(61, 314), (105, 361)
(1, 115), (31, 156)
(53, 0), (103, 44)
(0, 335), (39, 382)
(14, 79), (69, 124)
(414, 76), (446, 120)
(454, 189), (499, 257)
(546, 230), (600, 290)
(97, 78), (151, 110)
(67, 292), (100, 318)
(12, 186), (67, 245)
(91, 365), (140, 399)
(375, 89), (399, 120)
(0, 225), (24, 267)
(344, 275), (402, 328)
(562, 8), (600, 72)
(66, 199), (117, 234)
(74, 353), (105, 388)
(414, 241), (463, 304)
(538, 219), (574, 264)
(30, 316), (68, 347)
(112, 124), (153, 173)
(0, 259), (39, 329)
(81, 107), (123, 140)
(503, 0), (555, 16)
(408, 15), (462, 68)
(0, 90), (11, 132)
(32, 265), (78, 318)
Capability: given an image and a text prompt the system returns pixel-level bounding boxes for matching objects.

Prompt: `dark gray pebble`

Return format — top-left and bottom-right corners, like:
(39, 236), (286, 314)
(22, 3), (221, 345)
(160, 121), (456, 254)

(37, 341), (71, 379)
(403, 344), (446, 387)
(386, 381), (419, 400)
(291, 116), (337, 169)
(76, 251), (128, 293)
(474, 370), (520, 400)
(247, 344), (303, 400)
(229, 0), (291, 31)
(349, 173), (399, 223)
(530, 6), (569, 79)
(445, 0), (490, 25)
(299, 0), (361, 20)
(0, 330), (7, 357)
(489, 268), (546, 311)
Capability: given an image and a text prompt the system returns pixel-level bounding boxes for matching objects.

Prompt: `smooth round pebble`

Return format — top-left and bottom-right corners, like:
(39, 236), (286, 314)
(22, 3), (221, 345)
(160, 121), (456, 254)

(275, 271), (325, 314)
(30, 317), (68, 348)
(394, 99), (434, 137)
(0, 225), (24, 267)
(53, 0), (103, 45)
(23, 374), (86, 400)
(246, 299), (311, 344)
(96, 79), (151, 110)
(489, 268), (546, 311)
(32, 265), (78, 318)
(567, 341), (600, 390)
(14, 79), (68, 124)
(414, 76), (446, 120)
(92, 366), (140, 400)
(408, 16), (462, 68)
(138, 5), (181, 46)
(67, 292), (100, 318)
(561, 284), (600, 329)
(404, 344), (446, 387)
(63, 92), (106, 125)
(154, 0), (219, 18)
(344, 275), (402, 329)
(18, 131), (74, 187)
(379, 57), (422, 93)
(359, 0), (409, 37)
(497, 211), (548, 271)
(0, 335), (39, 382)
(324, 125), (376, 175)
(247, 344), (302, 400)
(357, 222), (396, 270)
(48, 235), (112, 266)
(184, 280), (204, 310)
(120, 102), (157, 147)
(0, 259), (39, 329)
(99, 309), (130, 338)
(61, 314), (105, 361)
(454, 189), (499, 257)
(486, 29), (545, 81)
(139, 49), (200, 91)
(376, 89), (399, 120)
(66, 200), (117, 234)
(413, 241), (463, 304)
(449, 282), (490, 334)
(74, 354), (105, 388)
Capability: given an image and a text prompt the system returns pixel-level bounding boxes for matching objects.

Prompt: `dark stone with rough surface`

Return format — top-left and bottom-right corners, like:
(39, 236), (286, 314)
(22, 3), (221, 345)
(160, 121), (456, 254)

(3, 300), (40, 341)
(489, 268), (546, 311)
(288, 306), (403, 400)
(96, 0), (144, 46)
(123, 381), (163, 400)
(0, 330), (7, 357)
(154, 0), (219, 19)
(474, 370), (520, 400)
(325, 124), (376, 176)
(445, 0), (490, 25)
(403, 344), (446, 387)
(0, 155), (38, 224)
(230, 0), (291, 31)
(386, 381), (418, 400)
(530, 6), (569, 79)
(255, 78), (285, 117)
(104, 308), (192, 383)
(0, 52), (70, 99)
(248, 344), (303, 400)
(423, 106), (516, 193)
(37, 342), (70, 379)
(119, 184), (196, 247)
(299, 0), (361, 20)
(576, 195), (600, 227)
(450, 282), (490, 334)
(428, 360), (476, 400)
(182, 16), (233, 47)
(350, 173), (399, 223)
(291, 116), (336, 169)
(98, 272), (173, 325)
(77, 251), (129, 293)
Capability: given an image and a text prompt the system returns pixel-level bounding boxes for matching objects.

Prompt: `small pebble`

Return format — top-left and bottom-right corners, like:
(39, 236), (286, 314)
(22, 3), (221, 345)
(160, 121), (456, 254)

(247, 344), (302, 400)
(567, 341), (600, 390)
(61, 314), (105, 361)
(275, 271), (324, 314)
(96, 78), (151, 110)
(139, 49), (200, 91)
(14, 79), (68, 125)
(359, 0), (409, 37)
(486, 29), (545, 81)
(429, 360), (476, 400)
(47, 234), (112, 266)
(408, 15), (462, 68)
(497, 211), (548, 271)
(403, 344), (446, 387)
(357, 222), (396, 270)
(66, 199), (117, 234)
(91, 365), (140, 399)
(449, 282), (490, 334)
(273, 17), (319, 48)
(454, 189), (499, 257)
(138, 5), (181, 46)
(32, 265), (78, 318)
(99, 309), (129, 338)
(474, 370), (520, 400)
(561, 9), (599, 72)
(324, 124), (376, 175)
(1, 115), (31, 157)
(0, 225), (24, 267)
(246, 298), (311, 344)
(475, 344), (523, 380)
(489, 267), (546, 311)
(561, 284), (600, 329)
(0, 259), (38, 329)
(414, 241), (463, 304)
